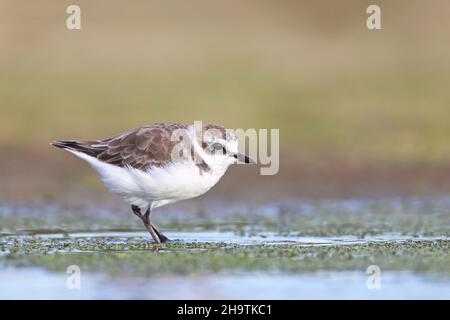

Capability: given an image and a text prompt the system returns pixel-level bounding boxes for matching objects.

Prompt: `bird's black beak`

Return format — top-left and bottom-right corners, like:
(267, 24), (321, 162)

(233, 153), (256, 164)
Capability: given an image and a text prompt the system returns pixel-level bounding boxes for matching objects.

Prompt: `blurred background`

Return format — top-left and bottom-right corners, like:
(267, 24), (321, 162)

(1, 0), (450, 204)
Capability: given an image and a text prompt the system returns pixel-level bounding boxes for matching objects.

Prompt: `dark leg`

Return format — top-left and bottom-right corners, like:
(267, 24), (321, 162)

(131, 205), (170, 243)
(132, 205), (160, 243)
(143, 208), (170, 243)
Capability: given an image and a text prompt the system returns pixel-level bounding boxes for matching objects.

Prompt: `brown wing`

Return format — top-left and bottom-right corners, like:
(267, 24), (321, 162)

(52, 123), (189, 170)
(98, 124), (189, 169)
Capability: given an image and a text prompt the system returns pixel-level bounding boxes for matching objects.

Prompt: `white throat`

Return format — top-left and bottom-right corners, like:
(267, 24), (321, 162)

(189, 125), (231, 175)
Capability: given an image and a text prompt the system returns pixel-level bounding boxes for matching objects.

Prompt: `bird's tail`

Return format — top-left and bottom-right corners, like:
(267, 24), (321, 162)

(51, 140), (105, 157)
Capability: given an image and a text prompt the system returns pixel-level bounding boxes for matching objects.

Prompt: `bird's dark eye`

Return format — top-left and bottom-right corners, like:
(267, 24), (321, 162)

(212, 142), (224, 151)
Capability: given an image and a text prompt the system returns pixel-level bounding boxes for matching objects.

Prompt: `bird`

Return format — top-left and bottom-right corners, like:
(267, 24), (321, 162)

(51, 123), (255, 243)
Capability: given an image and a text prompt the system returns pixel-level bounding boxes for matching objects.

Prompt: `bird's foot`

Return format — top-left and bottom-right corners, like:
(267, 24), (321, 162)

(151, 225), (170, 243)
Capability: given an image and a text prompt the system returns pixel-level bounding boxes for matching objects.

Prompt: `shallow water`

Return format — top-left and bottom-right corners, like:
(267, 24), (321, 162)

(1, 267), (449, 299)
(11, 230), (450, 246)
(1, 230), (449, 299)
(1, 197), (449, 299)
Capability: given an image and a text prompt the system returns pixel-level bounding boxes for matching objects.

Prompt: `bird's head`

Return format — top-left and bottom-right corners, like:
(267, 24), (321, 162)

(195, 124), (255, 171)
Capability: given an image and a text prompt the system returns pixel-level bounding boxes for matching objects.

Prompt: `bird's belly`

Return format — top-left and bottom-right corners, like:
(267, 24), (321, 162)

(73, 150), (224, 209)
(150, 163), (221, 200)
(113, 161), (224, 205)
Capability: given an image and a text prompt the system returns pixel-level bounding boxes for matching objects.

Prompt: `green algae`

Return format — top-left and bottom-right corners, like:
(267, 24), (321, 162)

(1, 236), (450, 278)
(1, 198), (449, 279)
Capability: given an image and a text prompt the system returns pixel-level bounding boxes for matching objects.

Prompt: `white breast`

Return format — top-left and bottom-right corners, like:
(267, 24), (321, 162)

(68, 149), (227, 210)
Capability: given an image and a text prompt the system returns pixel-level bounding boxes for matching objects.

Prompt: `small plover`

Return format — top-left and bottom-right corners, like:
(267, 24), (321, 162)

(52, 123), (254, 243)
